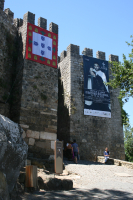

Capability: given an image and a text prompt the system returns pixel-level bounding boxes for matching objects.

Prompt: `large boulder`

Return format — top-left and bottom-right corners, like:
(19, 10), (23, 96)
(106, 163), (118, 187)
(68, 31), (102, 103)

(0, 114), (28, 193)
(0, 171), (9, 200)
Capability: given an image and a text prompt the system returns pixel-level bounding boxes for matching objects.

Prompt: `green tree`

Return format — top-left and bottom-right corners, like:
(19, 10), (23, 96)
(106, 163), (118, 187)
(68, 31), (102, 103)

(108, 36), (133, 162)
(124, 124), (133, 162)
(108, 35), (133, 102)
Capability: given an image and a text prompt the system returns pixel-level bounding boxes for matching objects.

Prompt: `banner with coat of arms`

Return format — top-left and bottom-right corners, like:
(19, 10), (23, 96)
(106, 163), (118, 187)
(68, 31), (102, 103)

(26, 23), (58, 69)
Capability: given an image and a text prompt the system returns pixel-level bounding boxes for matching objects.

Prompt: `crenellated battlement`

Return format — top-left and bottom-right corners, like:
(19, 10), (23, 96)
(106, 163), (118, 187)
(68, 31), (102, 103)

(82, 48), (93, 57)
(59, 44), (119, 63)
(13, 10), (58, 35)
(109, 54), (119, 62)
(19, 11), (58, 34)
(4, 8), (14, 19)
(67, 44), (79, 55)
(49, 22), (58, 35)
(23, 11), (35, 25)
(38, 17), (47, 29)
(0, 8), (14, 25)
(13, 18), (23, 28)
(0, 0), (14, 28)
(60, 50), (67, 62)
(96, 51), (105, 60)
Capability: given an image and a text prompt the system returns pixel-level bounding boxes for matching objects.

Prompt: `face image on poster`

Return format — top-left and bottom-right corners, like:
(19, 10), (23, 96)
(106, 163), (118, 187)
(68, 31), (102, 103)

(83, 55), (111, 118)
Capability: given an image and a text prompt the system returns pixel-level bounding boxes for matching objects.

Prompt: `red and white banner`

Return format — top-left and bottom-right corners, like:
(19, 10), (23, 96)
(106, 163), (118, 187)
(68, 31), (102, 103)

(26, 23), (58, 69)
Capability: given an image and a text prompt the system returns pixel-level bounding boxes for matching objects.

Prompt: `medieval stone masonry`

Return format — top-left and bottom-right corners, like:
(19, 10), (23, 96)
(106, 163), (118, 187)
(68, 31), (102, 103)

(58, 45), (125, 161)
(0, 0), (125, 160)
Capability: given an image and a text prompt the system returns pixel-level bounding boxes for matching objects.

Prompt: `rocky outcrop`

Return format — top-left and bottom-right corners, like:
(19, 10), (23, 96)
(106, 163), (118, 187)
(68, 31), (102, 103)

(0, 114), (28, 193)
(0, 171), (9, 200)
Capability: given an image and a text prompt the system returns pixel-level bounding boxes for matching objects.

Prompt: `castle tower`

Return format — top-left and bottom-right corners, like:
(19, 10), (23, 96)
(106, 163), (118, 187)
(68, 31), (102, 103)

(14, 12), (59, 158)
(0, 0), (59, 159)
(58, 44), (125, 161)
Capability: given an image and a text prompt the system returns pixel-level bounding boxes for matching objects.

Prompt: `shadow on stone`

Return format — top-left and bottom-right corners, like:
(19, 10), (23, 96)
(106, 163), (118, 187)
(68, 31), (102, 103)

(44, 178), (73, 190)
(105, 158), (114, 165)
(57, 68), (70, 145)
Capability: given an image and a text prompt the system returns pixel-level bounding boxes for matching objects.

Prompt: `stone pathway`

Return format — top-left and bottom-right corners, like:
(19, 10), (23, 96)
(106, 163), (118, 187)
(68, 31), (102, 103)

(20, 159), (133, 199)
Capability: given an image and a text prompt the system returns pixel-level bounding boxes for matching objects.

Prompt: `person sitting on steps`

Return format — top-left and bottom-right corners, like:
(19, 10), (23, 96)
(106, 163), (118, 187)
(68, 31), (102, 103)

(104, 147), (110, 163)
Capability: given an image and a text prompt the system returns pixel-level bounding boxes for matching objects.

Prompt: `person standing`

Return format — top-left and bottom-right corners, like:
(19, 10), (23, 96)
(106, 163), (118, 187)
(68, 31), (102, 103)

(72, 139), (79, 164)
(66, 141), (73, 160)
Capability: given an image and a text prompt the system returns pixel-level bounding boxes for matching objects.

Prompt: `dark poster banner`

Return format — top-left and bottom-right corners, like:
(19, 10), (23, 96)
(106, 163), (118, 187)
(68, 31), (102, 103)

(83, 55), (111, 118)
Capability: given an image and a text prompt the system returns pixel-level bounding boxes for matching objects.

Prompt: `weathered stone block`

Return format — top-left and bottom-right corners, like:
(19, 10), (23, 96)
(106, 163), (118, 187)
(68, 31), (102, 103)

(35, 141), (45, 149)
(26, 130), (39, 139)
(45, 140), (51, 149)
(51, 141), (55, 149)
(48, 125), (57, 130)
(20, 124), (29, 130)
(40, 132), (57, 140)
(82, 139), (87, 142)
(26, 129), (32, 136)
(116, 144), (120, 147)
(45, 128), (57, 133)
(29, 138), (35, 146)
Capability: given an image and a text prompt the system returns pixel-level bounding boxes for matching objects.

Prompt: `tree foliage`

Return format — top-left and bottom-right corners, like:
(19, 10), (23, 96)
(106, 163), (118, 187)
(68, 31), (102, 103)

(124, 124), (133, 162)
(120, 100), (129, 125)
(108, 36), (133, 162)
(108, 35), (133, 102)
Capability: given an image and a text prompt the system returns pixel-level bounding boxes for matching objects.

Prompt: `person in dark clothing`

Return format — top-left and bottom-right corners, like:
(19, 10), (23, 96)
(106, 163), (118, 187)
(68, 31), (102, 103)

(72, 139), (79, 164)
(66, 141), (73, 160)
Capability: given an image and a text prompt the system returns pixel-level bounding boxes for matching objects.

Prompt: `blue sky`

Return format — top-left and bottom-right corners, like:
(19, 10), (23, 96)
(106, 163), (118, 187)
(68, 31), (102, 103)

(4, 0), (133, 126)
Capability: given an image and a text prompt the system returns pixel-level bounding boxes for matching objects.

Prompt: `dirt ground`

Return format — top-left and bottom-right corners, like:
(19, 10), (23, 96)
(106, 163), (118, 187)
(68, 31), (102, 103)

(20, 159), (133, 199)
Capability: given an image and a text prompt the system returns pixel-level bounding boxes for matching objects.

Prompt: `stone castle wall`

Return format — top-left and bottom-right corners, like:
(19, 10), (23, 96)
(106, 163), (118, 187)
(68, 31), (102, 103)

(0, 0), (125, 160)
(58, 44), (125, 161)
(0, 0), (58, 158)
(0, 5), (17, 117)
(17, 12), (58, 158)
